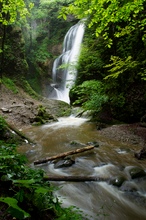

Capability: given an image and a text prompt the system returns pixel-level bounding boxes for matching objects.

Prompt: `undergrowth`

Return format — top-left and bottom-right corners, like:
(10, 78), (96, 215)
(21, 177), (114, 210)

(0, 115), (84, 220)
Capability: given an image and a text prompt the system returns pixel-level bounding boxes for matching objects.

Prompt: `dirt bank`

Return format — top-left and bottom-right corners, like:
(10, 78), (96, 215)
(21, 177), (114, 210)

(0, 84), (70, 129)
(98, 123), (146, 147)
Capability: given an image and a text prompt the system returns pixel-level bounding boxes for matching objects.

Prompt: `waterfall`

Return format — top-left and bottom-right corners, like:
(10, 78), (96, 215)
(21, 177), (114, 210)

(48, 21), (85, 104)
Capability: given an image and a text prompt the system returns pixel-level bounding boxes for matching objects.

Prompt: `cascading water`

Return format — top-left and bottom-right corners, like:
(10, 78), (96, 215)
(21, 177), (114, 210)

(48, 21), (85, 104)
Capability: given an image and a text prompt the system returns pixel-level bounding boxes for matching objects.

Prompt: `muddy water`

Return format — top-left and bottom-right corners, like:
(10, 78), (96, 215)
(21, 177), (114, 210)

(20, 116), (146, 220)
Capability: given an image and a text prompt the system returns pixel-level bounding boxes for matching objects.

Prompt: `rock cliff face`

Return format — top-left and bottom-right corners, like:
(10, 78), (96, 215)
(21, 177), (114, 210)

(42, 43), (63, 97)
(0, 25), (28, 79)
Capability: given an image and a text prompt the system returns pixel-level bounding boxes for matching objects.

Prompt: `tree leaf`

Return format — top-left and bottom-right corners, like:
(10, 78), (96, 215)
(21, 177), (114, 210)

(0, 197), (30, 219)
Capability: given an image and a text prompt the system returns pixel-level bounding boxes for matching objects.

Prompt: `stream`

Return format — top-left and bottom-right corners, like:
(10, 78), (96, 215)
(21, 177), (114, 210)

(20, 116), (146, 220)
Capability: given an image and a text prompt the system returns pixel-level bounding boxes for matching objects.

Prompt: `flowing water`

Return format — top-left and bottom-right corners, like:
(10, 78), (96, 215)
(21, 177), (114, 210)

(48, 21), (85, 104)
(20, 116), (146, 220)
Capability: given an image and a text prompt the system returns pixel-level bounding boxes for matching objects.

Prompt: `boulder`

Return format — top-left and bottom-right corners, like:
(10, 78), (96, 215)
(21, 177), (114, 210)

(109, 176), (126, 187)
(54, 159), (75, 169)
(120, 181), (137, 192)
(129, 167), (146, 179)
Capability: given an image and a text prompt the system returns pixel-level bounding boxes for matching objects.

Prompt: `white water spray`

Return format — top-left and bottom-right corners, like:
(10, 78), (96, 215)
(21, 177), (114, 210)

(48, 21), (85, 104)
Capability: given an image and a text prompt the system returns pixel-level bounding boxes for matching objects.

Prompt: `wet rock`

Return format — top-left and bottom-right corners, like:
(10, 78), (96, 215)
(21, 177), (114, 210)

(134, 147), (146, 160)
(96, 122), (107, 130)
(98, 162), (107, 167)
(120, 181), (137, 192)
(26, 150), (36, 155)
(115, 147), (131, 154)
(71, 107), (93, 119)
(70, 140), (85, 147)
(81, 110), (93, 119)
(129, 167), (146, 179)
(87, 141), (99, 148)
(109, 176), (126, 187)
(54, 159), (75, 169)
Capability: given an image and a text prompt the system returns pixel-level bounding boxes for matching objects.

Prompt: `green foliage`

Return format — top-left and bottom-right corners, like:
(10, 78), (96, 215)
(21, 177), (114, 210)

(25, 0), (74, 62)
(0, 143), (27, 179)
(20, 78), (40, 99)
(34, 105), (55, 124)
(104, 56), (139, 80)
(26, 74), (42, 95)
(35, 105), (50, 125)
(0, 116), (7, 136)
(60, 0), (146, 47)
(0, 139), (84, 219)
(35, 41), (52, 63)
(0, 0), (33, 25)
(71, 80), (108, 112)
(2, 77), (19, 94)
(1, 26), (29, 80)
(0, 197), (30, 219)
(103, 56), (146, 121)
(76, 32), (109, 84)
(56, 206), (84, 220)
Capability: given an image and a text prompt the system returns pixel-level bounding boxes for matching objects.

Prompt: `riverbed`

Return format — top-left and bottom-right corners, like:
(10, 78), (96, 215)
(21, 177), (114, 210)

(20, 116), (146, 220)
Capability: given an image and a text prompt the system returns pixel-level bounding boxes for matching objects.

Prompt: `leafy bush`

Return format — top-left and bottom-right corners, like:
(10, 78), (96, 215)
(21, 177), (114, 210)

(71, 80), (108, 112)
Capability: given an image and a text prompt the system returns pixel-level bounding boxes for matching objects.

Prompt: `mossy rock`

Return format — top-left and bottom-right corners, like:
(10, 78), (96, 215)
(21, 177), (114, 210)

(34, 116), (46, 124)
(109, 176), (126, 187)
(129, 167), (146, 179)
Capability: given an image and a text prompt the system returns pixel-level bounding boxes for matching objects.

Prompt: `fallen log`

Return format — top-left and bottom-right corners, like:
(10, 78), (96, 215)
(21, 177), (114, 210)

(34, 145), (94, 165)
(6, 123), (35, 144)
(43, 175), (107, 182)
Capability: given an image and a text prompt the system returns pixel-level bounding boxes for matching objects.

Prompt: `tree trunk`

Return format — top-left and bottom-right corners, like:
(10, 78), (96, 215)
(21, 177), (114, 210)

(43, 175), (107, 182)
(34, 145), (94, 165)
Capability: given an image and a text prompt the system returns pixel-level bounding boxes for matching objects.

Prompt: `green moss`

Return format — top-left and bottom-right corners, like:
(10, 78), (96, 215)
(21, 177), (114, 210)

(20, 79), (40, 99)
(2, 77), (18, 94)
